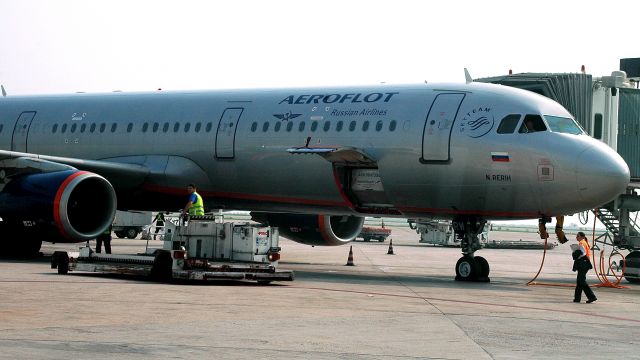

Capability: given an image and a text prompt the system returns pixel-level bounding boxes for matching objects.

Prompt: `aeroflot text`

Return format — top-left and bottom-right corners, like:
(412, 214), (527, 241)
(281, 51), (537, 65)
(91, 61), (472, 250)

(279, 92), (399, 105)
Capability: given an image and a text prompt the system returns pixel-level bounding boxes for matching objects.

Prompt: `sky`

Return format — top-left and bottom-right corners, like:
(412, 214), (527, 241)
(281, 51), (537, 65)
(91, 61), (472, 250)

(1, 0), (639, 95)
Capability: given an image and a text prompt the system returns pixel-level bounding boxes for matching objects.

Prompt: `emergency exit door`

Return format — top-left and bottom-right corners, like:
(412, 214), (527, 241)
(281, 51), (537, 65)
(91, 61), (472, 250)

(11, 111), (36, 152)
(215, 108), (244, 159)
(421, 93), (465, 163)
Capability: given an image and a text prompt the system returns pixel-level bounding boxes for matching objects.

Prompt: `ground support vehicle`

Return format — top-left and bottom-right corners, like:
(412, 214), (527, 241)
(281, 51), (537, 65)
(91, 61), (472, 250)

(357, 226), (391, 242)
(112, 210), (153, 239)
(51, 216), (294, 283)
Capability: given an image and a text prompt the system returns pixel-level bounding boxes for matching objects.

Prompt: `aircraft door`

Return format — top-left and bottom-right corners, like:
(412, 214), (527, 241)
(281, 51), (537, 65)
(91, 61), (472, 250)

(11, 111), (36, 152)
(421, 93), (465, 162)
(215, 108), (244, 159)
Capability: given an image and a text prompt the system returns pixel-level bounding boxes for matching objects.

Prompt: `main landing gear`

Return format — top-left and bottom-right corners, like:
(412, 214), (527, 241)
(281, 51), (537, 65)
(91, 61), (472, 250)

(453, 218), (490, 282)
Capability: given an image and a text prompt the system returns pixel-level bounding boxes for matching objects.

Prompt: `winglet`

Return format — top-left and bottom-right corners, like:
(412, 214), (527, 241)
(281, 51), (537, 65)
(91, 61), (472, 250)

(1, 85), (6, 97)
(464, 68), (473, 84)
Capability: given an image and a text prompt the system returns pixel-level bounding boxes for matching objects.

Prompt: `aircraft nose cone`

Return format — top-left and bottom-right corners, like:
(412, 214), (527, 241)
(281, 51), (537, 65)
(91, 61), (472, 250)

(576, 146), (629, 206)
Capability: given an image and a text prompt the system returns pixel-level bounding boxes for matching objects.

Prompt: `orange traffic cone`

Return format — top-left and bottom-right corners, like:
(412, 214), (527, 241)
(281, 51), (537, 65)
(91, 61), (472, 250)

(345, 245), (355, 266)
(387, 239), (395, 255)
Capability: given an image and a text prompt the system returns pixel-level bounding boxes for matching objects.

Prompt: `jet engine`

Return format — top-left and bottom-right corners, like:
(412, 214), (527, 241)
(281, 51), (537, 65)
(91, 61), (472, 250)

(0, 170), (117, 254)
(251, 212), (364, 246)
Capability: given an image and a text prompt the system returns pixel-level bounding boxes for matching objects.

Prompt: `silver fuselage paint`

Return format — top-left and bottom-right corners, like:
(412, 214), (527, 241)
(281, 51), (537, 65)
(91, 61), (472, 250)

(0, 82), (629, 220)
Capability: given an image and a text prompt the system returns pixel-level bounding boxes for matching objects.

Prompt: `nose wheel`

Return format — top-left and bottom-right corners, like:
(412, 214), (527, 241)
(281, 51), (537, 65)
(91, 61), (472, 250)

(453, 218), (490, 282)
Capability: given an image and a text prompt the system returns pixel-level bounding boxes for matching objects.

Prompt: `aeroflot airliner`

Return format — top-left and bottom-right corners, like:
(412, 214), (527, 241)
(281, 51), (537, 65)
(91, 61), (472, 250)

(0, 79), (629, 281)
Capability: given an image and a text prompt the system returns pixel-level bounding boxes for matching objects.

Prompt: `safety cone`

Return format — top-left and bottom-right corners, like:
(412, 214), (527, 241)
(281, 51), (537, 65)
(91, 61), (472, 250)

(345, 245), (355, 266)
(387, 239), (395, 255)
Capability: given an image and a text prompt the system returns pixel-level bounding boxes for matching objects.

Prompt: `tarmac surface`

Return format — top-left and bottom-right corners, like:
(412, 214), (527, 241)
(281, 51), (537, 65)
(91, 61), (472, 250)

(1, 227), (638, 359)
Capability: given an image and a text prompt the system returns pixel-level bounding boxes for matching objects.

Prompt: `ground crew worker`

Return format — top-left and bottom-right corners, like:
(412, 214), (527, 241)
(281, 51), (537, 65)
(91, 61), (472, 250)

(572, 232), (597, 303)
(152, 212), (165, 240)
(96, 221), (113, 254)
(183, 183), (205, 217)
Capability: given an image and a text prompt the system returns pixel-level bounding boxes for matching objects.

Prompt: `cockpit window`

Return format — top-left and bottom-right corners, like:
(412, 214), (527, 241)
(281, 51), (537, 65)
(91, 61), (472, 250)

(544, 115), (584, 135)
(518, 114), (547, 134)
(496, 114), (521, 134)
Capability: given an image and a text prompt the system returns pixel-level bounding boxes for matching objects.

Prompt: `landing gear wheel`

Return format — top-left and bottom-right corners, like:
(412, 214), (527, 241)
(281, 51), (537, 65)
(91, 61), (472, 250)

(455, 256), (479, 281)
(474, 256), (490, 282)
(624, 251), (640, 284)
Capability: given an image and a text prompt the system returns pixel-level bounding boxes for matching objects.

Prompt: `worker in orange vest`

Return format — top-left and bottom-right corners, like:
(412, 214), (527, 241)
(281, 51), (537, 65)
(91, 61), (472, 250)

(572, 232), (597, 303)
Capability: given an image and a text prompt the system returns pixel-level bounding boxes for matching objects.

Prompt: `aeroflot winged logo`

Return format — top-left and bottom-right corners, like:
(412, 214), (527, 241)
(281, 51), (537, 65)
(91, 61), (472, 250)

(273, 111), (302, 121)
(459, 107), (494, 138)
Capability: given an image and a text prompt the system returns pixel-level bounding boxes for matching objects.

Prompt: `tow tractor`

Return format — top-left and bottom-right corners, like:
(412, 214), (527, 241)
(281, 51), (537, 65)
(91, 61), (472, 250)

(51, 215), (294, 284)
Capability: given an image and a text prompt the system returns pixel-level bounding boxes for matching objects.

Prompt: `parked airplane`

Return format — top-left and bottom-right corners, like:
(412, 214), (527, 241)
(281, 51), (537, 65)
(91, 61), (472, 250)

(0, 79), (629, 281)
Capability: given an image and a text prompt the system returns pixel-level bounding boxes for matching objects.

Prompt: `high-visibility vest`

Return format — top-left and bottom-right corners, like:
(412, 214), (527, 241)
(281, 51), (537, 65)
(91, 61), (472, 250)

(579, 239), (591, 259)
(189, 192), (205, 216)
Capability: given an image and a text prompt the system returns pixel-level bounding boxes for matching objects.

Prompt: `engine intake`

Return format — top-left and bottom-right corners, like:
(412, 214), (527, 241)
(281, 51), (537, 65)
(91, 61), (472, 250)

(0, 170), (117, 244)
(251, 212), (364, 246)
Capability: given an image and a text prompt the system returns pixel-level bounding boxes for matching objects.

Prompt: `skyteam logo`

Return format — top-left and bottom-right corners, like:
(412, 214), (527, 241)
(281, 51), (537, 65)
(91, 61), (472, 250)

(273, 111), (302, 121)
(460, 107), (494, 138)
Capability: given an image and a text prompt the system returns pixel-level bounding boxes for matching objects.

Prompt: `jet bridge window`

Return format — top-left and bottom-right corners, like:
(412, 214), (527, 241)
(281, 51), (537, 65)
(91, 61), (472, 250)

(544, 115), (584, 135)
(518, 115), (546, 134)
(497, 114), (521, 134)
(52, 124), (58, 133)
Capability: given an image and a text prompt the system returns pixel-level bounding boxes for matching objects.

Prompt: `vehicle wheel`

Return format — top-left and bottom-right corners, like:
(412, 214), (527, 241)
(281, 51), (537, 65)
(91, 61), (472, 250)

(114, 231), (125, 239)
(455, 255), (479, 281)
(150, 250), (173, 282)
(363, 237), (371, 242)
(624, 251), (640, 284)
(257, 280), (272, 285)
(125, 228), (138, 239)
(58, 256), (69, 275)
(475, 256), (490, 278)
(378, 238), (385, 242)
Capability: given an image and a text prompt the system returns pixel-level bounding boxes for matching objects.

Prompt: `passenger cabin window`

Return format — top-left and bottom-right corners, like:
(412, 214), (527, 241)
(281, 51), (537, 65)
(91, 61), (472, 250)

(195, 122), (202, 132)
(205, 122), (213, 132)
(163, 122), (169, 133)
(389, 120), (397, 131)
(52, 124), (58, 133)
(174, 123), (180, 132)
(274, 122), (281, 132)
(90, 123), (96, 133)
(497, 114), (521, 134)
(286, 122), (293, 132)
(127, 123), (133, 133)
(251, 122), (258, 132)
(81, 124), (87, 133)
(518, 115), (547, 134)
(544, 115), (584, 135)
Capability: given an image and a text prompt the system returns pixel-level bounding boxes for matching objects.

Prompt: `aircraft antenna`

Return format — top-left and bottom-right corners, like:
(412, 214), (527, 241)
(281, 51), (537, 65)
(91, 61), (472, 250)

(464, 68), (473, 84)
(1, 85), (6, 97)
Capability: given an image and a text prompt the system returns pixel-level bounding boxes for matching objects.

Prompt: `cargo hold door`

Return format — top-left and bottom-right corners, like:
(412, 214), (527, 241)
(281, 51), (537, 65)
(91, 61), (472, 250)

(215, 108), (244, 159)
(11, 111), (36, 152)
(421, 93), (465, 163)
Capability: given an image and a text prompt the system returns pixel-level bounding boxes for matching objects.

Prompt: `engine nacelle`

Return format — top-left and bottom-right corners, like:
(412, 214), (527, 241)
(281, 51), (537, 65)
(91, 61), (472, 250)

(0, 170), (117, 246)
(251, 212), (364, 246)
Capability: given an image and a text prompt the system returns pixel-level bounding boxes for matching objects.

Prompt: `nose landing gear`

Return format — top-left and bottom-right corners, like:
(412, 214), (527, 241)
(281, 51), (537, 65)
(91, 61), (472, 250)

(453, 218), (490, 282)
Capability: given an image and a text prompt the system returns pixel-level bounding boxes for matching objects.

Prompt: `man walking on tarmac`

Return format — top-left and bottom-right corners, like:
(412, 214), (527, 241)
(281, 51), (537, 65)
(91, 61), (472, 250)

(96, 221), (113, 254)
(183, 183), (205, 217)
(572, 232), (597, 303)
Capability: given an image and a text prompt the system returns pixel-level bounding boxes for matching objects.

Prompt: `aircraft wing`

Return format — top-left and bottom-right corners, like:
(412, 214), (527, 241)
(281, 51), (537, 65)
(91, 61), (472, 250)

(0, 150), (149, 190)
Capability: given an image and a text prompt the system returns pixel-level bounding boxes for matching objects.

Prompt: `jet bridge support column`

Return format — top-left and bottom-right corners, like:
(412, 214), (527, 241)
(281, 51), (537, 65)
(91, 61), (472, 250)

(452, 218), (489, 282)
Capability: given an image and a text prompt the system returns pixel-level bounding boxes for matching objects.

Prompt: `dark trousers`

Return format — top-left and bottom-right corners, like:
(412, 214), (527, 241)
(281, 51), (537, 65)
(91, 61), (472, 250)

(574, 267), (596, 302)
(96, 235), (112, 254)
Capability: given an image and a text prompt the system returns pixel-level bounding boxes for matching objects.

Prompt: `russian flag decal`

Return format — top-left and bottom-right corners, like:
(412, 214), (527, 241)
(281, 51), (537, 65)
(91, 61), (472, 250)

(491, 152), (510, 162)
